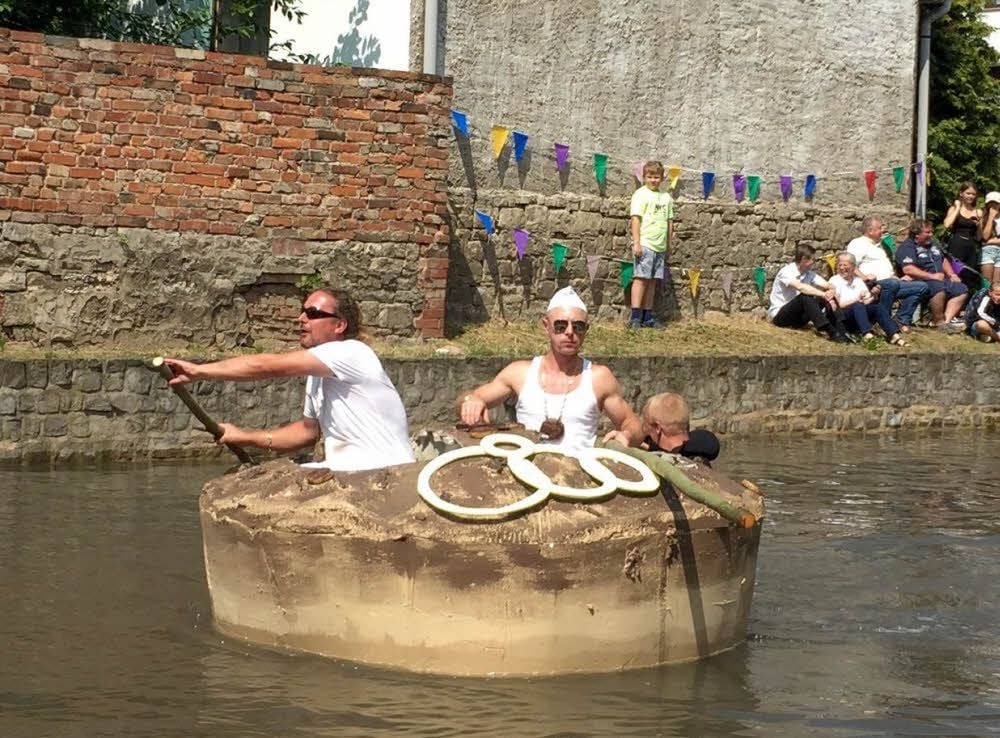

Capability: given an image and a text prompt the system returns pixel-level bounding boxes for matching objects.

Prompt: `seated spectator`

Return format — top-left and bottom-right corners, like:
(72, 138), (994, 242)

(894, 218), (968, 333)
(964, 282), (1000, 343)
(768, 244), (850, 343)
(640, 393), (721, 464)
(828, 251), (908, 346)
(846, 216), (928, 333)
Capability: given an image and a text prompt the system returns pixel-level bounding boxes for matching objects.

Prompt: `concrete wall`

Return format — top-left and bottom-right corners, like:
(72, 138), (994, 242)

(4, 352), (1000, 464)
(412, 0), (917, 203)
(0, 29), (452, 346)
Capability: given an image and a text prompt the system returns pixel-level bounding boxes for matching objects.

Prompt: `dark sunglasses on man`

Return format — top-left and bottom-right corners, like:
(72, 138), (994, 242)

(301, 306), (341, 320)
(551, 319), (589, 335)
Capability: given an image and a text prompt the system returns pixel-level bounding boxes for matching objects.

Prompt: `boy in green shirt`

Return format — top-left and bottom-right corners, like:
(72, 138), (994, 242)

(629, 160), (673, 328)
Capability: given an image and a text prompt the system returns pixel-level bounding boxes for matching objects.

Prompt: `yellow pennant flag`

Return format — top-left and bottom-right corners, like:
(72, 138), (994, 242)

(668, 165), (682, 190)
(490, 126), (510, 159)
(688, 269), (701, 298)
(825, 253), (837, 272)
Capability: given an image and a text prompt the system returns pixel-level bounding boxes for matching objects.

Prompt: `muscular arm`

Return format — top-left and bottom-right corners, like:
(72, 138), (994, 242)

(457, 361), (528, 425)
(164, 350), (332, 385)
(591, 365), (643, 446)
(217, 417), (321, 453)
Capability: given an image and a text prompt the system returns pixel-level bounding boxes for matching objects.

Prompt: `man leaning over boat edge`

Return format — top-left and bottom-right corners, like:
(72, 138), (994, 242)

(163, 287), (414, 472)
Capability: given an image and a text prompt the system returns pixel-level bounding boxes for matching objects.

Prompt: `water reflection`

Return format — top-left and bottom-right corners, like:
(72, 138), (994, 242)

(1, 431), (998, 736)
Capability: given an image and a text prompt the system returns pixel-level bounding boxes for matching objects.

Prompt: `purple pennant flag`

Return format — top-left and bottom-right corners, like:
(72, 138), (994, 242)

(780, 175), (793, 202)
(804, 174), (817, 199)
(733, 174), (746, 203)
(586, 254), (601, 281)
(554, 142), (570, 171)
(474, 210), (495, 237)
(702, 171), (715, 199)
(915, 161), (923, 185)
(950, 258), (965, 275)
(513, 228), (530, 260)
(450, 109), (468, 136)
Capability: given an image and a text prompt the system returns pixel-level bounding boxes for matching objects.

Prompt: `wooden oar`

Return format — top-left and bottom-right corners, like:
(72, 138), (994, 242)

(602, 442), (757, 528)
(150, 356), (256, 466)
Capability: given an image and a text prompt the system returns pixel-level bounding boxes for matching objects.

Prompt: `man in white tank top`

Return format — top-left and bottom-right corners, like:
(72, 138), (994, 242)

(458, 287), (643, 450)
(163, 288), (414, 472)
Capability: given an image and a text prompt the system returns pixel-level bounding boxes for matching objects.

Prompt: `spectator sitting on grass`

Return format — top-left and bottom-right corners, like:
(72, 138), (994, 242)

(965, 282), (1000, 344)
(767, 244), (850, 343)
(828, 251), (908, 346)
(894, 218), (968, 333)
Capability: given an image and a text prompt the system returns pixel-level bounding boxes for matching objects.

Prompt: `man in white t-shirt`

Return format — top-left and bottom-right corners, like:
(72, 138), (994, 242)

(164, 288), (414, 472)
(846, 215), (928, 332)
(458, 287), (643, 450)
(768, 244), (850, 343)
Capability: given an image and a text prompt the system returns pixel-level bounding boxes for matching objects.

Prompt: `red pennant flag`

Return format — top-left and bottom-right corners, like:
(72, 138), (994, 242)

(864, 169), (876, 199)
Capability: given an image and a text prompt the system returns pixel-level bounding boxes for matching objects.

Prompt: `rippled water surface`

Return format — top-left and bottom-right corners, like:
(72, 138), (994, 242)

(2, 432), (999, 737)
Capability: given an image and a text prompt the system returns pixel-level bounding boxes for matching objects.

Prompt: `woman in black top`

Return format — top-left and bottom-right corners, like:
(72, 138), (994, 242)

(943, 181), (984, 295)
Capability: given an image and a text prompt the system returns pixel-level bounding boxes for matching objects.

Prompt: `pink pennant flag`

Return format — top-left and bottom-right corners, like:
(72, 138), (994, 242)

(513, 228), (530, 260)
(554, 143), (570, 171)
(586, 254), (601, 281)
(721, 269), (734, 300)
(633, 161), (645, 183)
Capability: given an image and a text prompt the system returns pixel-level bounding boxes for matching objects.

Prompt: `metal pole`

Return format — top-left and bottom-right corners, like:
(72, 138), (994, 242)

(422, 0), (439, 75)
(915, 0), (952, 217)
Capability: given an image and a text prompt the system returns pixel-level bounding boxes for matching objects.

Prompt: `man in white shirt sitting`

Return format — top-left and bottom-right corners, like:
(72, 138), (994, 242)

(164, 287), (414, 472)
(846, 216), (929, 333)
(768, 244), (850, 343)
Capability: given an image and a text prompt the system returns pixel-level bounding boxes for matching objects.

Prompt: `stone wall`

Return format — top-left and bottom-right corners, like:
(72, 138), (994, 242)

(412, 0), (916, 203)
(0, 29), (452, 346)
(447, 189), (907, 325)
(4, 353), (1000, 464)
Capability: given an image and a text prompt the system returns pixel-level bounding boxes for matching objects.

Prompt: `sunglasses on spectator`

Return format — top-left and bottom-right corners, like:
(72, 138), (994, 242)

(301, 306), (341, 320)
(551, 319), (589, 334)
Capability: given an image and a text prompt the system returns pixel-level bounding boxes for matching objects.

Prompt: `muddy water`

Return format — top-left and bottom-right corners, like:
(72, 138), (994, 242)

(1, 431), (999, 737)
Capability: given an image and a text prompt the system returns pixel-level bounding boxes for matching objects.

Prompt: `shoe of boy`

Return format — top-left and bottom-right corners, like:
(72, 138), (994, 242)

(641, 319), (665, 329)
(627, 319), (642, 330)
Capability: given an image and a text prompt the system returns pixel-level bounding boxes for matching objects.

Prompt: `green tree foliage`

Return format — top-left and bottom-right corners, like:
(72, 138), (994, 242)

(0, 0), (302, 51)
(929, 0), (1000, 217)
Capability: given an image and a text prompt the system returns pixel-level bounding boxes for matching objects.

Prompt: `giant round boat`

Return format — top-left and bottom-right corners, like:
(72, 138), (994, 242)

(199, 431), (764, 677)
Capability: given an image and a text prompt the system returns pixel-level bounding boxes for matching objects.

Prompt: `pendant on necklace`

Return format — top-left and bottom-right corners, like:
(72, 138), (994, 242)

(539, 418), (565, 440)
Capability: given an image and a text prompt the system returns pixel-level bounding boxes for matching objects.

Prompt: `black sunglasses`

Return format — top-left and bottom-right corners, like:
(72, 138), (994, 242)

(301, 306), (341, 320)
(552, 319), (589, 334)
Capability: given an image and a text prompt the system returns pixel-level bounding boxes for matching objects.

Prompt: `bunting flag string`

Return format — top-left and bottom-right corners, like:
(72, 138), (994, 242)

(892, 166), (905, 193)
(662, 264), (672, 286)
(702, 171), (715, 199)
(554, 143), (570, 172)
(512, 131), (529, 162)
(720, 269), (734, 300)
(733, 173), (746, 203)
(450, 109), (469, 136)
(593, 153), (609, 185)
(474, 210), (495, 236)
(824, 253), (837, 272)
(513, 228), (530, 260)
(633, 161), (645, 183)
(780, 174), (793, 202)
(747, 175), (761, 203)
(552, 242), (568, 273)
(490, 126), (509, 160)
(804, 174), (817, 198)
(864, 169), (876, 199)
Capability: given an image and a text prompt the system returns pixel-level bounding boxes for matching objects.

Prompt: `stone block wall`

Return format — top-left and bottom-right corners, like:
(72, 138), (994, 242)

(447, 189), (907, 325)
(4, 353), (1000, 463)
(0, 29), (452, 346)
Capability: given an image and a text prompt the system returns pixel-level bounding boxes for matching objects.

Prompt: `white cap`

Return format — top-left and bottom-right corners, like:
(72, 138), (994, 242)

(546, 286), (587, 314)
(986, 191), (1000, 206)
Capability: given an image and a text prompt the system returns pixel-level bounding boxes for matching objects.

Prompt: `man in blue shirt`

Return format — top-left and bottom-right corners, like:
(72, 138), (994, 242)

(894, 219), (968, 332)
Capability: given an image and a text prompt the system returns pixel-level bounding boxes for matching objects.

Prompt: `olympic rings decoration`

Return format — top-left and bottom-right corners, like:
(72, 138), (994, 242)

(416, 433), (661, 521)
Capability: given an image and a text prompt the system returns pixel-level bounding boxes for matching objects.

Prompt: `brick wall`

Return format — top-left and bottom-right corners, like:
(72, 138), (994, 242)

(0, 29), (451, 343)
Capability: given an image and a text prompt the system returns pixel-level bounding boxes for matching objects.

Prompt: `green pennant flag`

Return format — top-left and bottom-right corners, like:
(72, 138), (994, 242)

(984, 276), (992, 289)
(747, 175), (761, 202)
(892, 166), (905, 193)
(620, 262), (634, 290)
(593, 153), (608, 185)
(881, 234), (895, 256)
(753, 266), (766, 296)
(552, 242), (568, 273)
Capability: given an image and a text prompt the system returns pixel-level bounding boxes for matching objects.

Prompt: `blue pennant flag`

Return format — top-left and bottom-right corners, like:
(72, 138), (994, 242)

(450, 109), (469, 136)
(702, 171), (715, 199)
(474, 210), (495, 236)
(804, 174), (817, 199)
(512, 131), (529, 162)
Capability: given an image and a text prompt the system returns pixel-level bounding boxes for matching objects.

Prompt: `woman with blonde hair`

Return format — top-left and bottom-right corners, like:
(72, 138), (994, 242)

(980, 191), (1000, 284)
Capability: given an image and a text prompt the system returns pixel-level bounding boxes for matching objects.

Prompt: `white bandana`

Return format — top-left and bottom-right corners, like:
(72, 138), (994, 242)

(546, 286), (587, 314)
